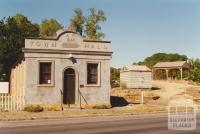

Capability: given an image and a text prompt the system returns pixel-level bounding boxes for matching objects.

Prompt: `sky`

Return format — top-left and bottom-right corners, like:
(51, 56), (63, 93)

(0, 0), (200, 68)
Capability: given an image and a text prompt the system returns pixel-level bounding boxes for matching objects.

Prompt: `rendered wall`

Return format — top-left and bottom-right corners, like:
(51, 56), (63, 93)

(24, 53), (111, 105)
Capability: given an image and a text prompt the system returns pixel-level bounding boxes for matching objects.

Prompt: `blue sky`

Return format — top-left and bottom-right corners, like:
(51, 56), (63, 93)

(0, 0), (200, 68)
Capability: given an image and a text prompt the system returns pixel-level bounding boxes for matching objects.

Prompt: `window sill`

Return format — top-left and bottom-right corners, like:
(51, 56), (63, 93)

(85, 84), (101, 87)
(37, 84), (54, 87)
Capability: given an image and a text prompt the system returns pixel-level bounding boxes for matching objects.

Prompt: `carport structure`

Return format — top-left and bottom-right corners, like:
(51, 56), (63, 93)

(152, 61), (190, 80)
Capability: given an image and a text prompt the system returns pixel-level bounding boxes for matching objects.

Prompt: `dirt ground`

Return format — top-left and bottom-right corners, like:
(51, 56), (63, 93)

(111, 80), (200, 106)
(1, 80), (200, 121)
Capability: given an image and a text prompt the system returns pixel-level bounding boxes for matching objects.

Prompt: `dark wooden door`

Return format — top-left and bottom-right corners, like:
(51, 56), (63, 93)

(63, 68), (75, 104)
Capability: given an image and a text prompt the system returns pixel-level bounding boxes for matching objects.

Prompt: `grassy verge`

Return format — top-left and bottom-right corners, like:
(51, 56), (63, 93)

(0, 104), (167, 121)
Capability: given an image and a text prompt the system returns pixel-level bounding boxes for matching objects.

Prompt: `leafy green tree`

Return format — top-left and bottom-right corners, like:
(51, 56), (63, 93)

(40, 19), (63, 37)
(111, 67), (120, 81)
(187, 58), (200, 83)
(0, 14), (39, 80)
(110, 67), (120, 88)
(70, 8), (85, 35)
(85, 8), (106, 40)
(69, 8), (107, 40)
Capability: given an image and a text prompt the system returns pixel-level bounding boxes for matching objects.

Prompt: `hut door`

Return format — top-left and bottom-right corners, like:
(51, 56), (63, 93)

(63, 68), (75, 104)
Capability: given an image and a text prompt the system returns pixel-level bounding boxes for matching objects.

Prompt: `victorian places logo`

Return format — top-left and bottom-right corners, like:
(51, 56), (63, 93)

(167, 98), (197, 130)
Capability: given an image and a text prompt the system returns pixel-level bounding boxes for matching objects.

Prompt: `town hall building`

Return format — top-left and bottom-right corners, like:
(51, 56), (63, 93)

(9, 29), (112, 107)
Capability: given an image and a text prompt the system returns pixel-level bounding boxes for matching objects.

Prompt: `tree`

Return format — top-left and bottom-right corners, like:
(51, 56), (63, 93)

(40, 19), (63, 37)
(187, 58), (200, 83)
(134, 53), (188, 80)
(111, 67), (120, 81)
(70, 8), (85, 35)
(110, 67), (120, 88)
(141, 53), (187, 68)
(69, 8), (107, 40)
(0, 14), (40, 80)
(85, 8), (106, 40)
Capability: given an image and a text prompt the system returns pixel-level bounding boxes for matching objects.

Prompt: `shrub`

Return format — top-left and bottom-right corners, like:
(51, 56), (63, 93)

(152, 96), (160, 100)
(111, 80), (120, 88)
(24, 105), (44, 112)
(0, 109), (9, 112)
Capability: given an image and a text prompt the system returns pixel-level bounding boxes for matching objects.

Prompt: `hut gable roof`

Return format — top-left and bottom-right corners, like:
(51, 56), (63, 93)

(121, 65), (151, 72)
(153, 61), (190, 69)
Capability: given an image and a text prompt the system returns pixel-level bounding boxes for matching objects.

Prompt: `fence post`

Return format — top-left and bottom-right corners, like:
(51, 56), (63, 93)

(10, 96), (13, 111)
(0, 94), (2, 110)
(20, 96), (23, 111)
(13, 96), (15, 111)
(4, 94), (8, 110)
(16, 96), (18, 111)
(8, 95), (10, 111)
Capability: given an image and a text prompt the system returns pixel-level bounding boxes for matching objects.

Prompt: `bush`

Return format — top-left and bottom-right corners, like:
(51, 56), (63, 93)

(189, 69), (200, 83)
(24, 105), (44, 112)
(152, 96), (160, 100)
(0, 109), (9, 112)
(111, 80), (120, 88)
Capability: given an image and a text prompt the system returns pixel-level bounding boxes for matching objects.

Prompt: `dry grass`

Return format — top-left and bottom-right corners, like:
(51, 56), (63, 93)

(0, 104), (167, 121)
(83, 104), (111, 109)
(111, 88), (157, 104)
(186, 87), (200, 104)
(2, 80), (200, 121)
(111, 80), (200, 107)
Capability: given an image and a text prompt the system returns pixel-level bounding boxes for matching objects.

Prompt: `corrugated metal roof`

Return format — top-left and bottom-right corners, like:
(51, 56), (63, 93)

(121, 65), (151, 72)
(153, 61), (189, 68)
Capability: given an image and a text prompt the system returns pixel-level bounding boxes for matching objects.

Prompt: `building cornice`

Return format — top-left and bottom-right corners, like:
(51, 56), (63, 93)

(22, 48), (113, 56)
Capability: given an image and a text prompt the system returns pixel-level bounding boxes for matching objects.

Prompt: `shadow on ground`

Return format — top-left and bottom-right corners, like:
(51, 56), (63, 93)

(110, 96), (129, 107)
(151, 87), (161, 90)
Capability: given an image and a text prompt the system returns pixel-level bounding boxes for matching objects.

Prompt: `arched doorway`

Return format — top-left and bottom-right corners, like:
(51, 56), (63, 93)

(63, 68), (75, 104)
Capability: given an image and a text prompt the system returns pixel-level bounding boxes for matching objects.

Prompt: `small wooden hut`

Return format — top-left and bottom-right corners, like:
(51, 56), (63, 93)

(120, 65), (152, 89)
